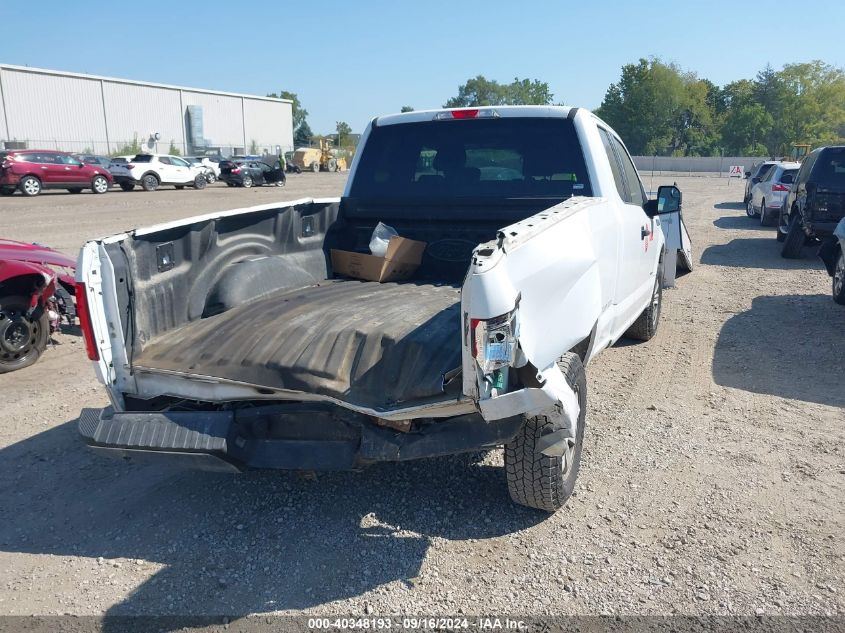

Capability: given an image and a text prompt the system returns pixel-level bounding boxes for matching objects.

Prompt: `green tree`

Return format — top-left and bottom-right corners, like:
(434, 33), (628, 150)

(294, 120), (313, 147)
(336, 121), (352, 147)
(168, 140), (181, 156)
(444, 75), (554, 107)
(400, 105), (415, 112)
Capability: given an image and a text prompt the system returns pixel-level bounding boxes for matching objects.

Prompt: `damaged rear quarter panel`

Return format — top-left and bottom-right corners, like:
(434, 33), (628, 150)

(462, 198), (605, 400)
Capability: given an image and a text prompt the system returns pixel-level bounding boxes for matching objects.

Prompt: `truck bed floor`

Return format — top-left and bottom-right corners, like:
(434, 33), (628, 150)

(133, 279), (462, 409)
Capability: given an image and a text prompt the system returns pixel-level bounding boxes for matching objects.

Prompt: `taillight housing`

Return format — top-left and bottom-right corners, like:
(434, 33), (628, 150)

(470, 311), (518, 376)
(231, 167), (241, 174)
(126, 163), (135, 170)
(772, 183), (790, 192)
(74, 282), (99, 361)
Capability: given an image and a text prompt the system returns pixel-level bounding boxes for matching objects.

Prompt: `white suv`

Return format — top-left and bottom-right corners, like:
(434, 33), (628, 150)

(110, 154), (208, 192)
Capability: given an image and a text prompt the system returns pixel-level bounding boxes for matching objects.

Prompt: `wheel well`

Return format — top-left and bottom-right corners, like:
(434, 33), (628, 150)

(141, 171), (160, 182)
(0, 274), (45, 298)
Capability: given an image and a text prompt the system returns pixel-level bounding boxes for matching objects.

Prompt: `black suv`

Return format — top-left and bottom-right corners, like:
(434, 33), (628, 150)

(779, 146), (845, 258)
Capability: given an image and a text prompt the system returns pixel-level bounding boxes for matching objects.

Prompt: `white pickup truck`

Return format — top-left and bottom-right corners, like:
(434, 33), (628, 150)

(75, 106), (686, 512)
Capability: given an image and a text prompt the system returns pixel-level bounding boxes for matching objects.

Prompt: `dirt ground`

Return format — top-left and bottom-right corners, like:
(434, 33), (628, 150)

(0, 174), (842, 623)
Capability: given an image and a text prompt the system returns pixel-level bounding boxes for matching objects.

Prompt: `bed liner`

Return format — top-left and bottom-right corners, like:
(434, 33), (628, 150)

(134, 279), (463, 409)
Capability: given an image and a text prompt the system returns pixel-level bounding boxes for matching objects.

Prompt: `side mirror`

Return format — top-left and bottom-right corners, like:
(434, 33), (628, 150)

(744, 171), (751, 178)
(645, 185), (682, 217)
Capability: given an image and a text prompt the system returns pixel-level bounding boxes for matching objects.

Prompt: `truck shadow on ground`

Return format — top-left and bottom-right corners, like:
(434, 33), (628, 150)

(701, 237), (825, 271)
(0, 423), (544, 628)
(712, 293), (845, 407)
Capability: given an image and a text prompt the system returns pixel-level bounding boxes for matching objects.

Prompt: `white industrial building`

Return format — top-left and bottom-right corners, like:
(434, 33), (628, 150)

(0, 64), (293, 157)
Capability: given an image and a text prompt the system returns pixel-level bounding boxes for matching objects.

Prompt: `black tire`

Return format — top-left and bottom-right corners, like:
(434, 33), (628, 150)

(120, 183), (135, 192)
(91, 175), (109, 194)
(625, 263), (663, 341)
(746, 199), (758, 218)
(141, 173), (159, 192)
(781, 215), (805, 259)
(205, 172), (217, 184)
(193, 175), (207, 190)
(760, 200), (773, 226)
(19, 176), (41, 197)
(242, 175), (253, 188)
(310, 161), (319, 173)
(833, 250), (845, 306)
(505, 352), (587, 512)
(0, 295), (49, 374)
(67, 188), (83, 194)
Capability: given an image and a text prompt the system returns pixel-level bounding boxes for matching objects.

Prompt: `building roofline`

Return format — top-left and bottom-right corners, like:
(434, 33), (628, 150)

(0, 63), (293, 104)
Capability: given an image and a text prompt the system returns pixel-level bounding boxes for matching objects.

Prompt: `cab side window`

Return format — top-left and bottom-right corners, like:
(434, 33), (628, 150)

(599, 129), (627, 201)
(158, 156), (172, 166)
(611, 136), (646, 207)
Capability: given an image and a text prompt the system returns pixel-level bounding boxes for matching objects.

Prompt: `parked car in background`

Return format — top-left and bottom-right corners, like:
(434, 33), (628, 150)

(74, 154), (113, 169)
(0, 150), (112, 196)
(819, 218), (845, 304)
(218, 159), (285, 188)
(184, 156), (220, 183)
(779, 146), (845, 257)
(743, 160), (779, 207)
(0, 239), (76, 373)
(109, 154), (208, 192)
(747, 162), (799, 226)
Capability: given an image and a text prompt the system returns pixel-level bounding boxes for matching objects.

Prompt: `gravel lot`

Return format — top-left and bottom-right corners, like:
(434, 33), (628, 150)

(0, 174), (842, 624)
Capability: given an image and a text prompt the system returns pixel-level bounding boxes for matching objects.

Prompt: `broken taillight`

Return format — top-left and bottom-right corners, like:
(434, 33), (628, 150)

(471, 311), (518, 375)
(74, 282), (99, 361)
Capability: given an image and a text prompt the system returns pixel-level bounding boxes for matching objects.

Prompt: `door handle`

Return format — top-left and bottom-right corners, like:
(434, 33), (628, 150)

(641, 226), (651, 240)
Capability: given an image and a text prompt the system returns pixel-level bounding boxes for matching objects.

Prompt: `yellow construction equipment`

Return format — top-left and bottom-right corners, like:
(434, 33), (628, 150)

(291, 140), (348, 173)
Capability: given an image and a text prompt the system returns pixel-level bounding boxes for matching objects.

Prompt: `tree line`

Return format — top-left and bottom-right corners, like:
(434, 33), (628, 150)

(271, 58), (845, 158)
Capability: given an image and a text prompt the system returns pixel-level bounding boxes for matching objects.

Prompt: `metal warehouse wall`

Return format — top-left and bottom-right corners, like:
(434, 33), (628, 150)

(0, 67), (108, 151)
(0, 65), (293, 156)
(102, 82), (183, 154)
(244, 98), (294, 154)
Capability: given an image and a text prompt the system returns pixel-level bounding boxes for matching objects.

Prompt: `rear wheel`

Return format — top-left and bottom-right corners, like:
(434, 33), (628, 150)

(833, 250), (845, 305)
(19, 176), (41, 197)
(193, 175), (207, 190)
(505, 352), (587, 512)
(311, 161), (319, 173)
(205, 172), (217, 184)
(141, 174), (159, 192)
(120, 183), (135, 192)
(0, 295), (49, 374)
(781, 215), (805, 259)
(242, 175), (253, 188)
(91, 175), (109, 194)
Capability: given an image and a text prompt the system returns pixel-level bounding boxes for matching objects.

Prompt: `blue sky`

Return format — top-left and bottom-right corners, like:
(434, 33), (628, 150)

(1, 1), (844, 134)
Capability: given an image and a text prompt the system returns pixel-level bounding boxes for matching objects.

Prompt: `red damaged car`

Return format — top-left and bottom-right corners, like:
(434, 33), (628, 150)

(0, 240), (77, 373)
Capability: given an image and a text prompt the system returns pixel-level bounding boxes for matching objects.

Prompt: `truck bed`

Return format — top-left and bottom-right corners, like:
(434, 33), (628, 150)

(133, 279), (462, 409)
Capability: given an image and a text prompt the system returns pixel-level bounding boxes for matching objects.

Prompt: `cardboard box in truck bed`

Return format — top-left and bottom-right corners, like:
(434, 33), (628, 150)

(330, 236), (426, 282)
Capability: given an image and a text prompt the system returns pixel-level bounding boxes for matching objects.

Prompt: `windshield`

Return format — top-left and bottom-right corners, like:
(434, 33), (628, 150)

(349, 117), (591, 200)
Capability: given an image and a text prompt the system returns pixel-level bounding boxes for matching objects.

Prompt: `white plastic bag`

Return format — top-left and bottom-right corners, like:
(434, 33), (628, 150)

(369, 222), (399, 257)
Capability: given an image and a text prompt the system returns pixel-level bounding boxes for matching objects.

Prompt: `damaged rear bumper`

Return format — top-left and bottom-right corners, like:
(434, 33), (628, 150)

(77, 403), (524, 471)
